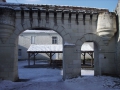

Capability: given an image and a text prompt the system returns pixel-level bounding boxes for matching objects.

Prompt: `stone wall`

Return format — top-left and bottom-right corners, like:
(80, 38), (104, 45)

(115, 0), (120, 76)
(0, 3), (118, 81)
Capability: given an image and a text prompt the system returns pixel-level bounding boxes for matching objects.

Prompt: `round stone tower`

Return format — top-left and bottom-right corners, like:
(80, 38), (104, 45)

(97, 12), (116, 45)
(115, 0), (120, 76)
(116, 0), (120, 40)
(0, 7), (15, 43)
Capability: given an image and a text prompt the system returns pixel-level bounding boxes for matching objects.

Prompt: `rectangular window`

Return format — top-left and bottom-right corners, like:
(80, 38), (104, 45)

(52, 36), (58, 44)
(31, 36), (35, 44)
(18, 49), (22, 56)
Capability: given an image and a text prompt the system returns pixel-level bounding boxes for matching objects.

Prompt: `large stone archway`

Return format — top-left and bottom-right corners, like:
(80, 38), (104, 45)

(75, 33), (117, 76)
(0, 3), (118, 81)
(76, 33), (104, 75)
(15, 25), (72, 81)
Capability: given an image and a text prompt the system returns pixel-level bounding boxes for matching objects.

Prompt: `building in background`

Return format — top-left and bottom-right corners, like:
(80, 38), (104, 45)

(18, 30), (63, 60)
(18, 30), (94, 61)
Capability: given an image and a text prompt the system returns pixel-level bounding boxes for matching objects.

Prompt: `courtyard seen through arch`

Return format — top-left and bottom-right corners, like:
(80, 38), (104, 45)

(18, 29), (64, 81)
(18, 30), (97, 81)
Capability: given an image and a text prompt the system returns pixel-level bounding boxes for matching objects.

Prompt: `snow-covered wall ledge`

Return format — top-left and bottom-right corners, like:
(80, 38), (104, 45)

(64, 42), (75, 46)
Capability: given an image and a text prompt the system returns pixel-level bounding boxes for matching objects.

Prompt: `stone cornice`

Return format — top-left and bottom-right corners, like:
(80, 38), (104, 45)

(0, 2), (109, 14)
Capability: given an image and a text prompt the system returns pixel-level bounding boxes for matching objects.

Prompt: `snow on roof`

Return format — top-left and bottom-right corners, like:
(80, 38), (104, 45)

(28, 43), (93, 52)
(23, 30), (56, 33)
(27, 44), (62, 52)
(81, 43), (93, 51)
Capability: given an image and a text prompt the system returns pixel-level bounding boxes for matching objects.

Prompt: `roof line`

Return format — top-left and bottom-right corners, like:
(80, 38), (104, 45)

(0, 2), (109, 12)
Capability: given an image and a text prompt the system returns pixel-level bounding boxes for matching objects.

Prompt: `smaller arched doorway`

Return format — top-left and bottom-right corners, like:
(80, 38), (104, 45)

(76, 34), (102, 76)
(81, 42), (94, 76)
(81, 41), (101, 76)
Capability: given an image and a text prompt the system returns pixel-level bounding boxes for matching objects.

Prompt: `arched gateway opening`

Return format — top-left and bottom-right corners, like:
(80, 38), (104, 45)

(17, 28), (64, 81)
(81, 42), (94, 76)
(80, 41), (99, 76)
(76, 34), (101, 76)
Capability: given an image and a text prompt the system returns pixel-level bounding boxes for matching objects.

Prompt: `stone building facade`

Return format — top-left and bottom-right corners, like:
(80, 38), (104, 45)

(0, 1), (120, 81)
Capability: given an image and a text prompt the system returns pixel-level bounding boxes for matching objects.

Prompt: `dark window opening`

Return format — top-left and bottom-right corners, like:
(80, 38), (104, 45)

(52, 36), (58, 44)
(31, 36), (35, 44)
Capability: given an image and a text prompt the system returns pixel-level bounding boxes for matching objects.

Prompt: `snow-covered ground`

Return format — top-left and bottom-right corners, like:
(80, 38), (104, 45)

(0, 61), (120, 90)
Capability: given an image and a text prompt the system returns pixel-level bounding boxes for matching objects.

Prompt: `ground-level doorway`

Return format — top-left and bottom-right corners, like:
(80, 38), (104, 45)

(81, 42), (94, 76)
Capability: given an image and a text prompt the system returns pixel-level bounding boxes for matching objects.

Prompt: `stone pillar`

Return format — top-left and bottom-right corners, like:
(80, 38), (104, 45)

(0, 7), (18, 81)
(94, 43), (101, 75)
(0, 41), (19, 81)
(63, 45), (81, 79)
(97, 12), (116, 45)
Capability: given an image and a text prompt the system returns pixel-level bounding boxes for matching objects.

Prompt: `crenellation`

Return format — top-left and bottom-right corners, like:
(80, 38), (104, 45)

(63, 13), (69, 25)
(54, 12), (57, 25)
(15, 10), (21, 19)
(78, 13), (83, 22)
(49, 12), (54, 18)
(40, 12), (46, 27)
(24, 10), (29, 19)
(37, 9), (41, 27)
(32, 10), (38, 18)
(40, 12), (46, 18)
(32, 10), (39, 27)
(85, 14), (91, 21)
(71, 13), (76, 20)
(63, 13), (69, 19)
(69, 13), (76, 24)
(22, 10), (31, 30)
(48, 12), (54, 28)
(56, 12), (62, 19)
(45, 11), (49, 20)
(91, 14), (98, 21)
(56, 12), (62, 25)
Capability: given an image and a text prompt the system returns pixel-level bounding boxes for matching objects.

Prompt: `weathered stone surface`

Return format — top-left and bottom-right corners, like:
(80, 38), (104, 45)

(0, 2), (119, 81)
(97, 12), (117, 45)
